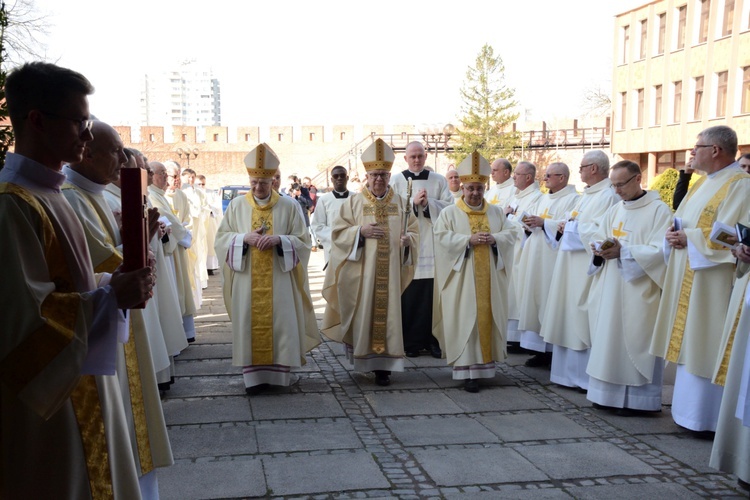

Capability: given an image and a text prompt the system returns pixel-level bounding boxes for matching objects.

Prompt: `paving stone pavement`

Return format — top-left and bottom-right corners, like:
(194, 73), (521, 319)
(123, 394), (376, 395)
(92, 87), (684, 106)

(157, 251), (749, 499)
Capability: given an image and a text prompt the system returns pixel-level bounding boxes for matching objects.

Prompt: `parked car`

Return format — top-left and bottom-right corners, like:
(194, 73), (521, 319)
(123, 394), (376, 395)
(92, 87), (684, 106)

(219, 185), (251, 213)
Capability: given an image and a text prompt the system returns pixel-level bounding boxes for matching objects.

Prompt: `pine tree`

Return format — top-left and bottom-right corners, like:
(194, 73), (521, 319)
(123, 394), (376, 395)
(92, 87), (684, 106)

(451, 44), (520, 163)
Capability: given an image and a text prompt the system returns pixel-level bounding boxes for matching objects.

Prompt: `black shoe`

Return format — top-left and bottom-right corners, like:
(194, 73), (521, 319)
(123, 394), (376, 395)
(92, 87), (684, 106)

(738, 478), (750, 491)
(507, 343), (532, 354)
(689, 429), (716, 441)
(524, 352), (552, 367)
(207, 269), (215, 276)
(405, 350), (420, 358)
(187, 337), (196, 343)
(245, 383), (269, 395)
(157, 382), (171, 391)
(592, 402), (617, 411)
(464, 379), (479, 393)
(430, 345), (442, 359)
(374, 370), (390, 386)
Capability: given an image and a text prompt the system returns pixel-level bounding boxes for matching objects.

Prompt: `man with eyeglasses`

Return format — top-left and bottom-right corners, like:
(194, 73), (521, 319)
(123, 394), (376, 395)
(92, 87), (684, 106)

(0, 62), (153, 498)
(584, 160), (672, 416)
(433, 152), (517, 392)
(484, 158), (515, 209)
(390, 142), (453, 359)
(322, 139), (419, 387)
(651, 125), (750, 435)
(516, 162), (579, 367)
(215, 144), (320, 395)
(504, 161), (544, 353)
(311, 165), (350, 266)
(540, 150), (619, 391)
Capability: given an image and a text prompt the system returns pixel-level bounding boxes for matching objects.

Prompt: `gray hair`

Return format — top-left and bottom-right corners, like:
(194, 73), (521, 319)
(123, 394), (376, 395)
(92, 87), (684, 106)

(493, 158), (512, 172)
(582, 150), (610, 176)
(516, 161), (536, 178)
(548, 162), (570, 180)
(699, 126), (738, 157)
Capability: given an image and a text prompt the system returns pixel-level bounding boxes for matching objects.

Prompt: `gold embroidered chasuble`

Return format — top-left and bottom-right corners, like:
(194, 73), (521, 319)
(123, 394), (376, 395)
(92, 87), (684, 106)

(650, 166), (750, 379)
(0, 174), (141, 499)
(432, 199), (516, 367)
(215, 192), (320, 368)
(320, 188), (418, 361)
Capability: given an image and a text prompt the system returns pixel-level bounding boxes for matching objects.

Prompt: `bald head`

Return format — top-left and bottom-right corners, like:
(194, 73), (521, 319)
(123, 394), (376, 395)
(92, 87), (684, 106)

(150, 161), (168, 190)
(491, 158), (512, 184)
(70, 120), (126, 185)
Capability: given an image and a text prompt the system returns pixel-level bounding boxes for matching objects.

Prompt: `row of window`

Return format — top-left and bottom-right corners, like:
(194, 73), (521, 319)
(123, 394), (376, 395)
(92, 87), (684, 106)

(618, 66), (750, 129)
(620, 0), (750, 63)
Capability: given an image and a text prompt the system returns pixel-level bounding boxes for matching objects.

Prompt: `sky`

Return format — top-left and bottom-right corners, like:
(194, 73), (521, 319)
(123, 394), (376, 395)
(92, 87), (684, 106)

(25, 0), (643, 129)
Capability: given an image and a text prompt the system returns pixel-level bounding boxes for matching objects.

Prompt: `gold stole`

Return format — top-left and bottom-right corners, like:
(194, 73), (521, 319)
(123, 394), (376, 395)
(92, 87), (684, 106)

(0, 183), (114, 499)
(361, 188), (398, 354)
(245, 190), (280, 365)
(666, 173), (747, 364)
(715, 288), (744, 386)
(457, 198), (493, 363)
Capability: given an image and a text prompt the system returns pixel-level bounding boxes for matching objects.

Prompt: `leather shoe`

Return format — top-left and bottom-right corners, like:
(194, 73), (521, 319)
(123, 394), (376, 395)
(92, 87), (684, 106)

(524, 352), (552, 367)
(405, 350), (420, 358)
(374, 370), (390, 386)
(464, 379), (479, 393)
(245, 383), (269, 396)
(738, 478), (750, 491)
(430, 345), (442, 359)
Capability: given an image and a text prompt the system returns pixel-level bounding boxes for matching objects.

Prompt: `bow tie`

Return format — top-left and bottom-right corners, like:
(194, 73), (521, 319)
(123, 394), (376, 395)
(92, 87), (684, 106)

(402, 170), (430, 181)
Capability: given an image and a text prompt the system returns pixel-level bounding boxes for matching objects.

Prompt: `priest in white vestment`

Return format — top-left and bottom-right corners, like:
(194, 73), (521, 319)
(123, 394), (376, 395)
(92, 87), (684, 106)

(484, 158), (515, 210)
(710, 242), (750, 491)
(446, 167), (462, 200)
(0, 61), (155, 499)
(584, 161), (672, 414)
(650, 126), (750, 432)
(181, 169), (210, 289)
(321, 139), (418, 387)
(198, 174), (222, 272)
(503, 161), (542, 349)
(149, 162), (198, 343)
(516, 163), (580, 366)
(390, 141), (453, 358)
(541, 150), (619, 390)
(311, 165), (351, 266)
(62, 122), (174, 497)
(433, 152), (516, 392)
(215, 144), (320, 395)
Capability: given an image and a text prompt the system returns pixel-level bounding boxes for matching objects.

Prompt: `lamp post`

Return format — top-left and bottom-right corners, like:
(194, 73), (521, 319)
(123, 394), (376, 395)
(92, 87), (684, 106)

(419, 123), (455, 174)
(176, 147), (199, 166)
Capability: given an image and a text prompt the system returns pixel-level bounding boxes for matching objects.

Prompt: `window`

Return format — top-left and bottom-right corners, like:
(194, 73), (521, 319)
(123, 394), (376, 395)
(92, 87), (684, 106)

(698, 0), (711, 44)
(619, 91), (627, 130)
(657, 13), (666, 54)
(676, 5), (687, 49)
(639, 19), (648, 59)
(694, 76), (704, 120)
(716, 71), (728, 117)
(674, 81), (683, 122)
(340, 131), (346, 140)
(722, 0), (735, 36)
(213, 133), (219, 141)
(149, 133), (155, 142)
(278, 133), (284, 141)
(742, 67), (750, 114)
(181, 133), (187, 142)
(621, 25), (630, 63)
(635, 89), (645, 127)
(309, 132), (315, 141)
(245, 134), (251, 141)
(654, 85), (663, 125)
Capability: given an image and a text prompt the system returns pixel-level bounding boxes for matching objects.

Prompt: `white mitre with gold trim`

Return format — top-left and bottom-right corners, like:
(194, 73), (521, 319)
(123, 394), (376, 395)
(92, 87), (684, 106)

(457, 151), (490, 184)
(244, 143), (280, 178)
(361, 138), (395, 172)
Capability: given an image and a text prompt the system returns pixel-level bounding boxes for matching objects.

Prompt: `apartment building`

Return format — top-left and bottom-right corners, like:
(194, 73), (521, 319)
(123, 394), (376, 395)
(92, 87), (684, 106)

(612, 0), (750, 181)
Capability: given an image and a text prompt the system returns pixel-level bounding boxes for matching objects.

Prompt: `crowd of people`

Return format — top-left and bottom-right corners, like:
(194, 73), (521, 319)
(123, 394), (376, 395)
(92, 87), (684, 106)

(2, 61), (749, 498)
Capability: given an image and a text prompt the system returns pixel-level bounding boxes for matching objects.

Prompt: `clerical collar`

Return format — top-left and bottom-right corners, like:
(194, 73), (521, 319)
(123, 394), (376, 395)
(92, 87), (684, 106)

(63, 165), (106, 195)
(0, 153), (66, 193)
(466, 202), (483, 210)
(627, 190), (648, 202)
(369, 187), (389, 200)
(254, 194), (272, 206)
(332, 190), (349, 198)
(402, 169), (430, 181)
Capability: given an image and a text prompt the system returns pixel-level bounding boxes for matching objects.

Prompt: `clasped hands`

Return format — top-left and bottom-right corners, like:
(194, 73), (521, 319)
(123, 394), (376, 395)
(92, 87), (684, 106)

(361, 223), (411, 247)
(470, 232), (495, 246)
(244, 228), (281, 251)
(665, 226), (688, 249)
(591, 238), (621, 260)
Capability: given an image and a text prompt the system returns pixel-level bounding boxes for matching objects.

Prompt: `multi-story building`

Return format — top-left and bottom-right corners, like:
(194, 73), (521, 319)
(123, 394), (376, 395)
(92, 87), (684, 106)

(140, 60), (221, 132)
(612, 0), (750, 181)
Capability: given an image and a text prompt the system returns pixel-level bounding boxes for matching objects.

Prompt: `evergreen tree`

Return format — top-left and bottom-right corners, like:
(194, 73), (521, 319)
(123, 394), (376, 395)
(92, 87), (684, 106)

(451, 44), (520, 163)
(0, 1), (13, 169)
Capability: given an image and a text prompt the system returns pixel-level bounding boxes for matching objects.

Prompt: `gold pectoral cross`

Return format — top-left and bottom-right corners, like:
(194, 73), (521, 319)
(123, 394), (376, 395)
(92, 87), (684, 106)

(540, 208), (552, 219)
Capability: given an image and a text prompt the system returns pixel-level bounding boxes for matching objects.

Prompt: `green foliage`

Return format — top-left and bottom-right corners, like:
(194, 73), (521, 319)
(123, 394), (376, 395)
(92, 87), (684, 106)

(451, 44), (520, 164)
(647, 168), (700, 211)
(0, 1), (13, 170)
